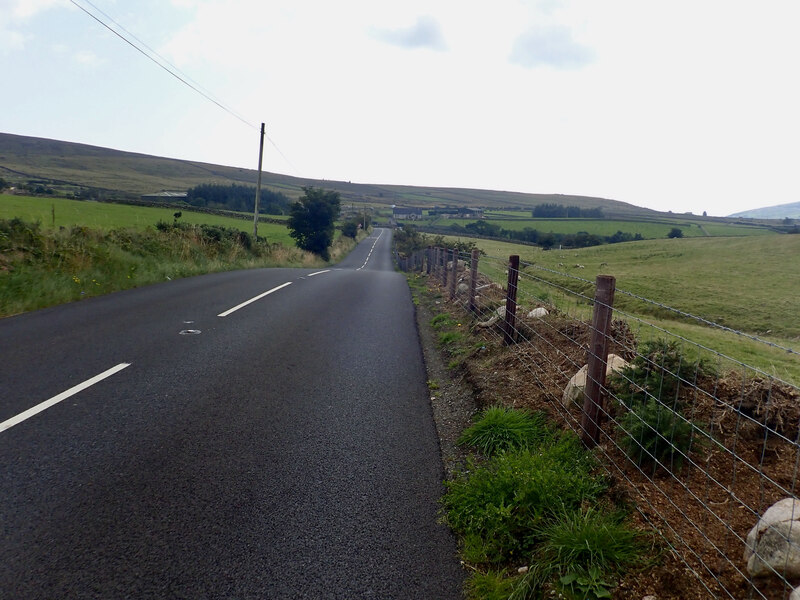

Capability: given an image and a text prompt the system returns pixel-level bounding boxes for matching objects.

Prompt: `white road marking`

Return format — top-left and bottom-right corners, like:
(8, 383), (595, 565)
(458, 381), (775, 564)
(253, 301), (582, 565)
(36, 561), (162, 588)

(0, 363), (131, 434)
(217, 281), (293, 317)
(357, 230), (384, 271)
(307, 270), (330, 277)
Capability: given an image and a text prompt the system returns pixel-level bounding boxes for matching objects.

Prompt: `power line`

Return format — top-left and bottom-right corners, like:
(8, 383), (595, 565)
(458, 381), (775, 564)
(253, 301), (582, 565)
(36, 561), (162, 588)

(67, 0), (301, 175)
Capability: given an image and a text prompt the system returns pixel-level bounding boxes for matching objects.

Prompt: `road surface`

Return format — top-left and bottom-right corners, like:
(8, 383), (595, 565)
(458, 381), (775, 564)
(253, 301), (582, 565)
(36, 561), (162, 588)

(0, 229), (463, 599)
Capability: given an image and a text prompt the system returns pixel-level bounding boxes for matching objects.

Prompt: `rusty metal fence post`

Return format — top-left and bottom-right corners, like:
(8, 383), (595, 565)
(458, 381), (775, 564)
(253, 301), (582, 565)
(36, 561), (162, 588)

(468, 249), (479, 314)
(502, 255), (520, 345)
(581, 275), (616, 447)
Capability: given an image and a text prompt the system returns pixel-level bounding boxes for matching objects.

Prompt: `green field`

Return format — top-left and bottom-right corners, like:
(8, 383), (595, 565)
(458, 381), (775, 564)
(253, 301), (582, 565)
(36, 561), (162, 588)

(438, 234), (800, 384)
(432, 216), (773, 239)
(0, 194), (294, 245)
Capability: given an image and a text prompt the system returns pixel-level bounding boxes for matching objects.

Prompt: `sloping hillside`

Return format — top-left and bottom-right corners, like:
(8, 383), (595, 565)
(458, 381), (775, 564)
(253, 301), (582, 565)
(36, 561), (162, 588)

(0, 132), (655, 216)
(729, 201), (800, 220)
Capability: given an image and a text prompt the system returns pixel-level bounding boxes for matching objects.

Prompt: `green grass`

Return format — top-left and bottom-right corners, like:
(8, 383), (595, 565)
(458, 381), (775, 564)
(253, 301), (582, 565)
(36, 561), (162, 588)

(431, 215), (773, 239)
(458, 406), (552, 455)
(0, 218), (328, 317)
(436, 234), (800, 384)
(443, 433), (604, 564)
(0, 194), (294, 245)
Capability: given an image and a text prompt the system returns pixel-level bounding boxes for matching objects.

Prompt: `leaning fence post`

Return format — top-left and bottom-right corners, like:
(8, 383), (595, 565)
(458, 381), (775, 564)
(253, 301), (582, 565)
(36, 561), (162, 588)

(468, 249), (479, 314)
(581, 275), (616, 447)
(449, 248), (458, 300)
(426, 246), (432, 275)
(502, 255), (520, 345)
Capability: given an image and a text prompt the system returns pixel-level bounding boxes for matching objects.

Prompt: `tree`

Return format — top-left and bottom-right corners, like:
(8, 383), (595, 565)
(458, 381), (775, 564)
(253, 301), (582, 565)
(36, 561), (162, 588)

(667, 227), (684, 238)
(341, 220), (359, 239)
(287, 187), (341, 260)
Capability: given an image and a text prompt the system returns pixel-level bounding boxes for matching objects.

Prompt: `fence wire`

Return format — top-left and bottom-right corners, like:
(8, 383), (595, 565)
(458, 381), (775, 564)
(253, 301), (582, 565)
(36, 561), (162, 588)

(398, 245), (800, 600)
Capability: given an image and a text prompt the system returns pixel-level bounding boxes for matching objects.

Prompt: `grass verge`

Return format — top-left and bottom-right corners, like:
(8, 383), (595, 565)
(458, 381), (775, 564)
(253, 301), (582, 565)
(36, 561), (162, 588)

(0, 218), (334, 317)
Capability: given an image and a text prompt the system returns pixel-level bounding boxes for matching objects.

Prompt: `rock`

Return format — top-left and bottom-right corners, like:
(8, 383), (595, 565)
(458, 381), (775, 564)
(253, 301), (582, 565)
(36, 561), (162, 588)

(495, 306), (506, 318)
(643, 596), (658, 600)
(745, 497), (800, 578)
(517, 566), (529, 574)
(457, 282), (469, 295)
(527, 307), (549, 319)
(476, 316), (499, 329)
(790, 586), (800, 600)
(562, 354), (628, 407)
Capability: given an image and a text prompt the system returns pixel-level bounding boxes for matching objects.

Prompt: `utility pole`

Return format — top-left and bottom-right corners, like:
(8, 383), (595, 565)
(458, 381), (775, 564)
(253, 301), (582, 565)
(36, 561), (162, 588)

(253, 123), (265, 239)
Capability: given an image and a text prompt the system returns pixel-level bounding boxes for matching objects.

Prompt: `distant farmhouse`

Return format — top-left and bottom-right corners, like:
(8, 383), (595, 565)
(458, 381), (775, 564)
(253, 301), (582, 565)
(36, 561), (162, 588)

(392, 206), (423, 220)
(141, 191), (187, 202)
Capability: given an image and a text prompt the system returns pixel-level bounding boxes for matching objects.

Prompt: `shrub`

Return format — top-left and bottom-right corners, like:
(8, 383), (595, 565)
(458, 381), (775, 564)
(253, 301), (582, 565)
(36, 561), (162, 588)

(618, 399), (696, 472)
(458, 406), (552, 455)
(609, 339), (710, 410)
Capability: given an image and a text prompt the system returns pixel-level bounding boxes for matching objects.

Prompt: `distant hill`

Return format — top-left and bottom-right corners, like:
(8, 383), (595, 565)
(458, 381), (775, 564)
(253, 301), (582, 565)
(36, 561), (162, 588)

(0, 132), (669, 217)
(728, 201), (800, 220)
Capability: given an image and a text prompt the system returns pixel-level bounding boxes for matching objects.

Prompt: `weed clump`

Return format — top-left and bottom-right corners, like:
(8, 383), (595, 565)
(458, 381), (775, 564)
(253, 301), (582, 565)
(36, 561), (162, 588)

(443, 432), (605, 564)
(458, 406), (551, 455)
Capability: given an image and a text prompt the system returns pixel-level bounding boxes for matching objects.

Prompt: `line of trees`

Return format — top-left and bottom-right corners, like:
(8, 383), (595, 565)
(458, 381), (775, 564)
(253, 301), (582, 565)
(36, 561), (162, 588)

(532, 203), (604, 218)
(185, 183), (291, 215)
(449, 220), (644, 248)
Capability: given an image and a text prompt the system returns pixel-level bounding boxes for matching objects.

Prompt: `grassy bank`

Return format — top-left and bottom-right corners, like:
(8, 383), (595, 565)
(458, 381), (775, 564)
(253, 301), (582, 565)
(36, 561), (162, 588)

(0, 218), (336, 317)
(0, 194), (295, 245)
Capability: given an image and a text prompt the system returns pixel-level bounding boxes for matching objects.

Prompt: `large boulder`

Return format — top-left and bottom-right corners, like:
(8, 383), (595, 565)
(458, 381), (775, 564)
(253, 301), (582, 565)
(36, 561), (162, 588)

(745, 497), (800, 578)
(562, 354), (628, 407)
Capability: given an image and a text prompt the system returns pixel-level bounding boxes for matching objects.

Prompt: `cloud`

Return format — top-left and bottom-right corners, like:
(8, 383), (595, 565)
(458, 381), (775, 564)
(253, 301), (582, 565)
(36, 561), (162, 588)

(510, 25), (592, 69)
(372, 15), (446, 51)
(73, 50), (105, 67)
(0, 0), (63, 52)
(0, 0), (62, 20)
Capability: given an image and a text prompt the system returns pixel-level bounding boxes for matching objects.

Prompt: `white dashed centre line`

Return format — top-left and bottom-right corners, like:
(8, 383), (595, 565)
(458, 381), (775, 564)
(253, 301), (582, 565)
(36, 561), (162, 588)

(357, 230), (384, 271)
(217, 281), (293, 317)
(0, 363), (132, 434)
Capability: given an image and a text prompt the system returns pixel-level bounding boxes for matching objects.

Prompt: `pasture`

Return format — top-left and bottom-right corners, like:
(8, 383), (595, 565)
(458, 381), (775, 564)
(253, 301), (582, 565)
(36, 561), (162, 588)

(438, 233), (800, 383)
(0, 194), (294, 245)
(431, 214), (774, 239)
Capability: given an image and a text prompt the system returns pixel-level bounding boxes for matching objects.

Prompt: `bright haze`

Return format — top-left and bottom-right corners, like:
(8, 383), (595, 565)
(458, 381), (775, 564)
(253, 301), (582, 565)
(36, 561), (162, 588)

(2, 0), (799, 216)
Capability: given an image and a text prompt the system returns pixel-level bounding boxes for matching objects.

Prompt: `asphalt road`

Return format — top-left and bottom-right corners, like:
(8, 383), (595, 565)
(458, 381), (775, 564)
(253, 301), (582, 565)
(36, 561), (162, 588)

(0, 229), (464, 599)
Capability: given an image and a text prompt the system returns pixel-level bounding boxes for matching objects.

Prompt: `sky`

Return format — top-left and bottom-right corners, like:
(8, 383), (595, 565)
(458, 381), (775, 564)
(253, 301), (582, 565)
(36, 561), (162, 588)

(2, 0), (799, 217)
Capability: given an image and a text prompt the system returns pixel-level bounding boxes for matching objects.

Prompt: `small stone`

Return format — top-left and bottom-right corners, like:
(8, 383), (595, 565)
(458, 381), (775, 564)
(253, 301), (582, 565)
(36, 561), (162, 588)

(517, 566), (528, 574)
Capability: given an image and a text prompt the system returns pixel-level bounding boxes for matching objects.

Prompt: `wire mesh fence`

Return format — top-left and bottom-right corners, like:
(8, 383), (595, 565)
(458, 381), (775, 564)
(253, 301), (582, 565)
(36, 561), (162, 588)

(398, 245), (800, 599)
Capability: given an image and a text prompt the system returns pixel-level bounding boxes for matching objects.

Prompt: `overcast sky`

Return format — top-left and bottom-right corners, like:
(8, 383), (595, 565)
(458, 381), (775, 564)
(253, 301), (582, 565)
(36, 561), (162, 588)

(2, 0), (799, 216)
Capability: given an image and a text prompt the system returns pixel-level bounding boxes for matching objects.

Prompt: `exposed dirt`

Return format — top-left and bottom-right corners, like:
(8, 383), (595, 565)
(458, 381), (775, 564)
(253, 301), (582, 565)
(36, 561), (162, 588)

(415, 272), (800, 600)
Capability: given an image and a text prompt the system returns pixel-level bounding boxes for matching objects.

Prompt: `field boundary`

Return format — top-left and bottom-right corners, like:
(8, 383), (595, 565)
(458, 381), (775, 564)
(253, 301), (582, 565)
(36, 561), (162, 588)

(401, 245), (800, 599)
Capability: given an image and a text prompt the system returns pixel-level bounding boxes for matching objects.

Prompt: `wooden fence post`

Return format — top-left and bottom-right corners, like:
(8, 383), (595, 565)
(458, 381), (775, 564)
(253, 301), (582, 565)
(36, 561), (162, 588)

(581, 275), (617, 447)
(468, 249), (479, 314)
(449, 248), (458, 300)
(502, 255), (520, 345)
(426, 246), (432, 275)
(440, 247), (448, 286)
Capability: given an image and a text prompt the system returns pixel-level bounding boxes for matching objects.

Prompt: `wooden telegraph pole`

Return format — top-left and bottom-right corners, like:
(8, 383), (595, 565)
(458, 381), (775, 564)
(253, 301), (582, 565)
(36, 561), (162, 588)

(253, 123), (265, 239)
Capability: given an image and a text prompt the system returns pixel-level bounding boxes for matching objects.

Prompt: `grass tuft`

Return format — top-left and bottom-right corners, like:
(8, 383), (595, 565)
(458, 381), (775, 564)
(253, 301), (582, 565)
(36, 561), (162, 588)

(458, 406), (551, 455)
